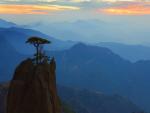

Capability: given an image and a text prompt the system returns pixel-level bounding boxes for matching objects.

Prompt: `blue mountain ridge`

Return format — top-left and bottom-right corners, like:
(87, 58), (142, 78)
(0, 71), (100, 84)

(0, 19), (150, 112)
(97, 42), (150, 62)
(0, 19), (17, 28)
(47, 43), (150, 112)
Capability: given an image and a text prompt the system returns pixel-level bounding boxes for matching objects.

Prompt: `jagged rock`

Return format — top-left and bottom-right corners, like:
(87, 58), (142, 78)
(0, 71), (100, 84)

(7, 58), (61, 113)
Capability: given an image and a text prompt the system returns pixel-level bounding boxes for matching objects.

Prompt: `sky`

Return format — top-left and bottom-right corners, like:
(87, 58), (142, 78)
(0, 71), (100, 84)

(0, 0), (150, 44)
(0, 0), (150, 23)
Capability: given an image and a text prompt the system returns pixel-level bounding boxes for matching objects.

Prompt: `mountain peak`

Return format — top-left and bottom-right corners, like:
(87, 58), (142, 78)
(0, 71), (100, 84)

(71, 43), (88, 50)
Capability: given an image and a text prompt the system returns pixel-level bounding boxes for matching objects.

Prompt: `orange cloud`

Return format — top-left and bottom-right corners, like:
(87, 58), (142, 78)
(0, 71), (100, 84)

(0, 4), (80, 15)
(99, 4), (150, 15)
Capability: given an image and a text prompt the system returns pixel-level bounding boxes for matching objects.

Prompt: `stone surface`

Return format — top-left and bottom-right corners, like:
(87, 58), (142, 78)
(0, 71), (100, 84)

(6, 58), (61, 113)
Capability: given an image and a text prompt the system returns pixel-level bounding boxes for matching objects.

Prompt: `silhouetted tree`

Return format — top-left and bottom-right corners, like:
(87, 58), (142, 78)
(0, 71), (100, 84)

(26, 36), (51, 64)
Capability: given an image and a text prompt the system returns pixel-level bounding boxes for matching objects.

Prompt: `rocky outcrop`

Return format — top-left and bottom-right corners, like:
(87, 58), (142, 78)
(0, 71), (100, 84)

(0, 83), (143, 113)
(6, 58), (61, 113)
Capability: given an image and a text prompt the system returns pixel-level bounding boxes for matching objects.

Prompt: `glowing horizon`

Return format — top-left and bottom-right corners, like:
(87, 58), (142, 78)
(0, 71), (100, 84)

(0, 4), (80, 15)
(99, 3), (150, 15)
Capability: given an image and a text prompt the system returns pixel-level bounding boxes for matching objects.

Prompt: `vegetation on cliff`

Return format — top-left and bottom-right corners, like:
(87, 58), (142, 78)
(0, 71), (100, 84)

(6, 37), (62, 113)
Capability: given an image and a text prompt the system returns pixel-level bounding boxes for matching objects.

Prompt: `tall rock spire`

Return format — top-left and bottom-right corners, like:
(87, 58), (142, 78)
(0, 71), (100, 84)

(7, 58), (62, 113)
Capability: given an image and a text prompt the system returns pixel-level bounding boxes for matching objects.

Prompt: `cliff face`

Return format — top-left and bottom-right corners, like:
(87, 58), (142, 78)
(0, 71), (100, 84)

(6, 58), (61, 113)
(0, 83), (8, 113)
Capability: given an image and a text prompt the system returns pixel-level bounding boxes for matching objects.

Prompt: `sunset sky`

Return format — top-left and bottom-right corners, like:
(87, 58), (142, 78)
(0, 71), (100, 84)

(0, 0), (150, 45)
(0, 0), (150, 23)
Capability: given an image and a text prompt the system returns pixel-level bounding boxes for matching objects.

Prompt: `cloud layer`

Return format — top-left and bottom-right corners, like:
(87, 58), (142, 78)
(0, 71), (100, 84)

(0, 4), (80, 15)
(99, 2), (150, 15)
(0, 0), (150, 15)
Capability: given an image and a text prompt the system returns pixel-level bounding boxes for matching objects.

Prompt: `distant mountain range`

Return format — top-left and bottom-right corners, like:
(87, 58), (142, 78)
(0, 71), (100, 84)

(47, 43), (150, 112)
(3, 25), (150, 62)
(97, 42), (150, 62)
(28, 19), (150, 62)
(0, 19), (17, 28)
(0, 83), (142, 113)
(1, 18), (150, 112)
(0, 18), (75, 54)
(0, 27), (75, 54)
(29, 19), (150, 45)
(58, 85), (142, 113)
(2, 18), (150, 62)
(29, 20), (114, 42)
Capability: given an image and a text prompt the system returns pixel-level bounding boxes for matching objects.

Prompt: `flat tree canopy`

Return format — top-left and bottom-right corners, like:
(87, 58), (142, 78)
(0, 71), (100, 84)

(26, 37), (51, 45)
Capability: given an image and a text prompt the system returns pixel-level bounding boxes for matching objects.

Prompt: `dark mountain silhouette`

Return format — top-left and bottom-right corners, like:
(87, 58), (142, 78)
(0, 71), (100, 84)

(0, 83), (142, 113)
(47, 43), (150, 112)
(51, 43), (131, 93)
(97, 42), (150, 62)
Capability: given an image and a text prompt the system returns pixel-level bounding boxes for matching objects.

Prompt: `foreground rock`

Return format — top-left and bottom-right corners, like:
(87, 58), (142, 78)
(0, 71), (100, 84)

(6, 58), (61, 113)
(0, 83), (143, 113)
